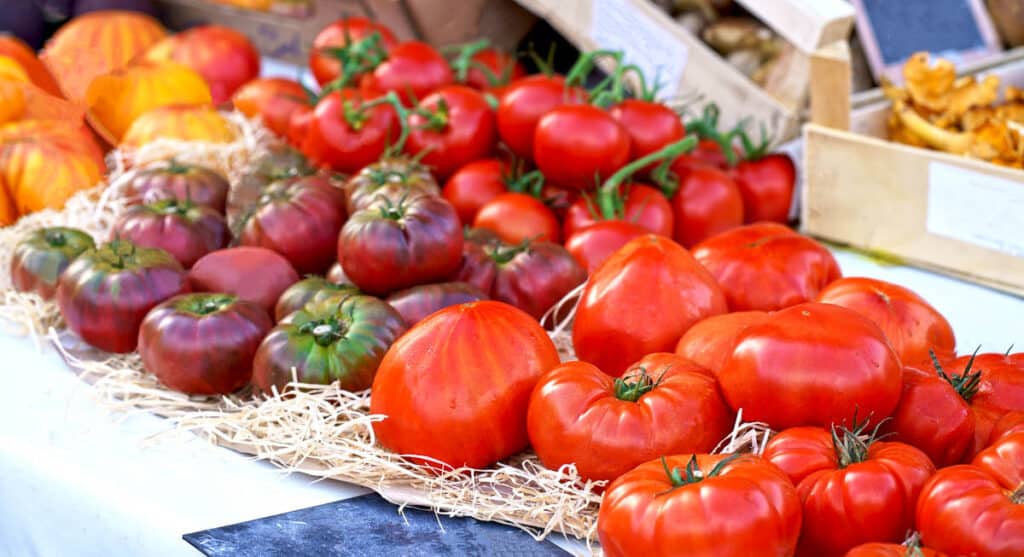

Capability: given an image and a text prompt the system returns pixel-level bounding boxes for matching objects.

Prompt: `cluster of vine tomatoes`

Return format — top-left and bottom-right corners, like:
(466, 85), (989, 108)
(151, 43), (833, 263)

(9, 15), (1024, 557)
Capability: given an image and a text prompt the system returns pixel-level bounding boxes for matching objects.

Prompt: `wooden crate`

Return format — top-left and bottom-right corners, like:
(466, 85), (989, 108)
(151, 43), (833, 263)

(802, 44), (1024, 297)
(513, 0), (855, 143)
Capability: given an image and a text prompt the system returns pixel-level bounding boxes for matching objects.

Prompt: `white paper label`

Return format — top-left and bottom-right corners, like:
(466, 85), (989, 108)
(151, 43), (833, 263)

(927, 161), (1024, 257)
(590, 0), (688, 98)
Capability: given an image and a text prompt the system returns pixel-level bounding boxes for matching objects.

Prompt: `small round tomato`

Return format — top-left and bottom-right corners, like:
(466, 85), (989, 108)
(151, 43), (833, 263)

(360, 41), (453, 105)
(287, 103), (315, 149)
(274, 276), (359, 322)
(10, 227), (95, 299)
(673, 138), (741, 172)
(111, 199), (230, 269)
(598, 454), (802, 557)
(563, 183), (673, 239)
(232, 77), (309, 137)
(404, 85), (497, 180)
(609, 99), (685, 175)
(817, 277), (956, 367)
(253, 294), (407, 393)
(693, 222), (842, 311)
(884, 366), (975, 468)
(139, 293), (273, 394)
(573, 235), (728, 377)
(339, 193), (463, 295)
(496, 74), (586, 160)
(719, 302), (903, 430)
(384, 281), (488, 326)
(473, 192), (560, 244)
(126, 161), (229, 213)
(303, 88), (399, 175)
(670, 164), (744, 248)
(57, 241), (190, 353)
(675, 311), (770, 376)
(763, 423), (936, 557)
(343, 157), (439, 215)
(238, 176), (347, 274)
(731, 153), (796, 224)
(533, 104), (631, 190)
(564, 220), (648, 274)
(309, 17), (397, 86)
(189, 247), (300, 316)
(528, 353), (732, 482)
(944, 352), (1024, 457)
(457, 47), (526, 90)
(442, 158), (507, 224)
(371, 301), (561, 469)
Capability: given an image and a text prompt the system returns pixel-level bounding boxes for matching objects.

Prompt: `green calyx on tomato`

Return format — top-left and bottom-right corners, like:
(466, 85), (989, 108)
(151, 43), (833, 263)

(660, 454), (739, 491)
(298, 316), (348, 346)
(410, 96), (450, 132)
(148, 198), (200, 218)
(95, 240), (172, 271)
(174, 293), (238, 316)
(38, 227), (92, 253)
(1012, 485), (1024, 504)
(735, 123), (774, 162)
(830, 416), (887, 469)
(318, 31), (389, 94)
(930, 348), (983, 402)
(596, 135), (697, 216)
(613, 367), (664, 402)
(684, 105), (739, 168)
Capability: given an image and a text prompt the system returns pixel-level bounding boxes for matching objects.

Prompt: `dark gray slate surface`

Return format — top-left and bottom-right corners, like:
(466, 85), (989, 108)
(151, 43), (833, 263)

(183, 493), (568, 556)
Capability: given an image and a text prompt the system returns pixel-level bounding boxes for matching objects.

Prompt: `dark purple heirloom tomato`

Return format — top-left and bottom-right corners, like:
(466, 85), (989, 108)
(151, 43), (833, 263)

(138, 293), (273, 395)
(239, 176), (348, 274)
(252, 294), (408, 393)
(125, 160), (229, 213)
(57, 240), (190, 353)
(338, 193), (463, 296)
(10, 226), (95, 299)
(343, 157), (439, 215)
(274, 275), (359, 321)
(111, 199), (230, 268)
(385, 281), (488, 326)
(227, 145), (323, 227)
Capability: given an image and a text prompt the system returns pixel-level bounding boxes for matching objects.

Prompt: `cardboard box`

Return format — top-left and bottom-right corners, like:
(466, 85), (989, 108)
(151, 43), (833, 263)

(512, 0), (855, 143)
(802, 44), (1024, 297)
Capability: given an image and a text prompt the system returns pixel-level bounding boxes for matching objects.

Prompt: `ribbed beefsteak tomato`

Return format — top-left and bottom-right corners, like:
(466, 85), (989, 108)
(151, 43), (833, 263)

(675, 311), (770, 375)
(883, 365), (976, 468)
(370, 301), (560, 469)
(342, 157), (439, 215)
(10, 227), (95, 299)
(125, 161), (229, 213)
(943, 352), (1024, 458)
(111, 199), (230, 269)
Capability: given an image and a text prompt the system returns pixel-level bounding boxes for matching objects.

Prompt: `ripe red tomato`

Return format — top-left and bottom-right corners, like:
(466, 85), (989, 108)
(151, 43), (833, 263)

(339, 193), (463, 295)
(111, 199), (230, 269)
(442, 159), (507, 223)
(533, 104), (631, 190)
(609, 99), (685, 175)
(342, 157), (439, 215)
(138, 293), (273, 394)
(309, 17), (397, 86)
(817, 277), (956, 367)
(675, 311), (770, 376)
(145, 25), (260, 104)
(10, 227), (95, 299)
(693, 222), (842, 311)
(564, 220), (648, 274)
(573, 235), (727, 377)
(731, 153), (796, 224)
(286, 104), (314, 149)
(360, 41), (453, 105)
(303, 88), (399, 174)
(944, 352), (1024, 457)
(991, 411), (1024, 444)
(598, 454), (802, 557)
(189, 247), (300, 316)
(384, 282), (488, 326)
(370, 301), (561, 469)
(563, 183), (673, 238)
(238, 176), (348, 274)
(496, 74), (586, 160)
(457, 47), (526, 90)
(274, 276), (358, 322)
(473, 192), (560, 244)
(57, 241), (190, 353)
(763, 423), (936, 557)
(844, 543), (947, 557)
(404, 85), (497, 180)
(670, 164), (744, 248)
(232, 77), (309, 137)
(673, 138), (740, 171)
(917, 432), (1024, 556)
(884, 366), (976, 468)
(719, 302), (903, 430)
(126, 161), (229, 213)
(528, 353), (732, 482)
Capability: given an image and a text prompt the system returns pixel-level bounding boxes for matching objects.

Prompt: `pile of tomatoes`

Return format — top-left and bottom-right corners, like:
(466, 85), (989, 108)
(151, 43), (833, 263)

(8, 16), (1024, 557)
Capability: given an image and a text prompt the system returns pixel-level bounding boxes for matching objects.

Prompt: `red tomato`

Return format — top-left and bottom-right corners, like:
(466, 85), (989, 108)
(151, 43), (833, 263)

(675, 311), (770, 375)
(370, 301), (561, 469)
(763, 424), (936, 557)
(404, 85), (497, 180)
(540, 182), (578, 219)
(303, 89), (399, 174)
(693, 222), (842, 311)
(533, 104), (631, 190)
(563, 183), (673, 238)
(917, 432), (1024, 556)
(146, 25), (260, 104)
(564, 220), (648, 274)
(598, 454), (802, 557)
(360, 41), (453, 106)
(463, 48), (526, 90)
(111, 199), (230, 269)
(844, 543), (947, 557)
(609, 99), (685, 175)
(473, 192), (560, 244)
(496, 74), (586, 160)
(670, 164), (745, 248)
(572, 235), (727, 377)
(188, 247), (300, 316)
(719, 302), (903, 430)
(991, 411), (1024, 444)
(817, 277), (956, 367)
(442, 159), (507, 224)
(884, 366), (976, 468)
(674, 138), (740, 171)
(731, 153), (796, 224)
(232, 77), (309, 137)
(286, 104), (314, 149)
(944, 352), (1024, 458)
(528, 353), (732, 482)
(309, 17), (397, 86)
